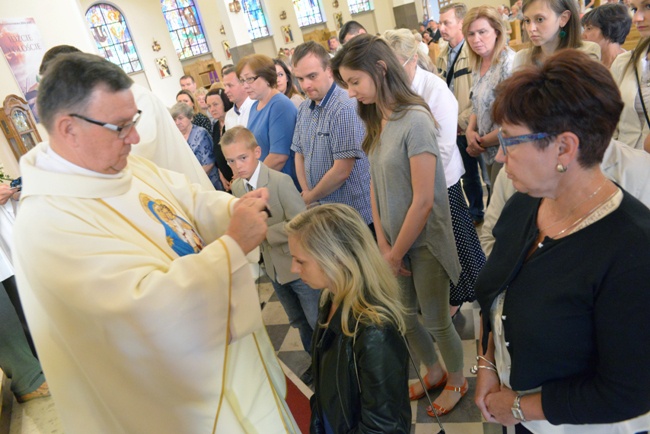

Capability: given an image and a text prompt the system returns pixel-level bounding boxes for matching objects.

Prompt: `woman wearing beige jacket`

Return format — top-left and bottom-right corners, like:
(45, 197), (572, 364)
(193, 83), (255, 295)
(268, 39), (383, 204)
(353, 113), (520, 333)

(611, 0), (650, 151)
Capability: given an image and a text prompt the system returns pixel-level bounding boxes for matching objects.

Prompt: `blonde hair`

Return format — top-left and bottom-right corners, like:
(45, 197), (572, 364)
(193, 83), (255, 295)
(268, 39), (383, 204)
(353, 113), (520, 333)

(194, 87), (208, 115)
(286, 204), (406, 336)
(220, 125), (258, 151)
(462, 6), (507, 71)
(383, 28), (435, 73)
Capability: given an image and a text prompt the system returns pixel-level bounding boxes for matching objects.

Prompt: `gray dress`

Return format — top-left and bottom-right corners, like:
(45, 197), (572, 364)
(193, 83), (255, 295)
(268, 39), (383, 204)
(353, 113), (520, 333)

(369, 106), (460, 283)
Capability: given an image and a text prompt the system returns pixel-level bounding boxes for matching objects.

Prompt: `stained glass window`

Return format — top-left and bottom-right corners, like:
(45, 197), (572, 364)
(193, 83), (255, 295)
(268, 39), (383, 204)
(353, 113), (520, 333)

(293, 0), (324, 27)
(160, 0), (210, 60)
(242, 0), (270, 40)
(85, 4), (143, 74)
(348, 0), (373, 14)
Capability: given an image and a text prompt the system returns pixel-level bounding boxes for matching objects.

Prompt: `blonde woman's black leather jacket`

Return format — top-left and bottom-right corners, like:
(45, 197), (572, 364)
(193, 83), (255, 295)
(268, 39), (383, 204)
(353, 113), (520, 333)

(310, 299), (410, 434)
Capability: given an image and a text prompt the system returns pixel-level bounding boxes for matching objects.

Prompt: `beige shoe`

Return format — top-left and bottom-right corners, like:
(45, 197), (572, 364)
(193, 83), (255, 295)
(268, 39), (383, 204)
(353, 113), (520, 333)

(17, 381), (50, 403)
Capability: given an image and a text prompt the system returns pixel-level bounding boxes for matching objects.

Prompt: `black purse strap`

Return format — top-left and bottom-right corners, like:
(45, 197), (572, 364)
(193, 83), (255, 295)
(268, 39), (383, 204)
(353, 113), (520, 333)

(633, 52), (650, 130)
(352, 315), (446, 433)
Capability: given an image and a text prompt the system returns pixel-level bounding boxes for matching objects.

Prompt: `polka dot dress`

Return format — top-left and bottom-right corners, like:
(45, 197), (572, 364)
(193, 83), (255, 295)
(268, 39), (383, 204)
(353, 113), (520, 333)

(448, 181), (486, 305)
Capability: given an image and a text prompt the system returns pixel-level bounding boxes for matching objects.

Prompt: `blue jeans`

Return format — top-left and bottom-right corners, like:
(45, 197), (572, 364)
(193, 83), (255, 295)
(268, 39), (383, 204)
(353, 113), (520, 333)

(457, 135), (485, 221)
(271, 278), (321, 354)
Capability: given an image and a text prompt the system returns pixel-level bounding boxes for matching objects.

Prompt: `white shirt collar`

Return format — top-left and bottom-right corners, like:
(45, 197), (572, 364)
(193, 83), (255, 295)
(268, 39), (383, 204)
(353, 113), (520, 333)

(246, 161), (262, 190)
(35, 142), (123, 178)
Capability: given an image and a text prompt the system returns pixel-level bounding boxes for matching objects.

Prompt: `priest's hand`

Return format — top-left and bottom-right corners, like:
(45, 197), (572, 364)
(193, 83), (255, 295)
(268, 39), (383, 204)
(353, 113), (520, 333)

(226, 188), (270, 254)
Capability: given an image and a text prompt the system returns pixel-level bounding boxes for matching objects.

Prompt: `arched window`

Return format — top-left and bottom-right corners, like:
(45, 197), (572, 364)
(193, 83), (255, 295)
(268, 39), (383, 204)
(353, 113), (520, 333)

(348, 0), (373, 14)
(293, 0), (324, 27)
(242, 0), (270, 40)
(161, 0), (210, 60)
(85, 4), (142, 74)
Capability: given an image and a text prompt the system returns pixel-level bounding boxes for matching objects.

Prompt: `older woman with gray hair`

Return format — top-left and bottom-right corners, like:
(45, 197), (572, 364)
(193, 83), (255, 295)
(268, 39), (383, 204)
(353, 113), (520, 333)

(170, 102), (221, 190)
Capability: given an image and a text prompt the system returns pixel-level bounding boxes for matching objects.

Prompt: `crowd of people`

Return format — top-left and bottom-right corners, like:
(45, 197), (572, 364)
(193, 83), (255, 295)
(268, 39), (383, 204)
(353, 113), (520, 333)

(3, 1), (650, 433)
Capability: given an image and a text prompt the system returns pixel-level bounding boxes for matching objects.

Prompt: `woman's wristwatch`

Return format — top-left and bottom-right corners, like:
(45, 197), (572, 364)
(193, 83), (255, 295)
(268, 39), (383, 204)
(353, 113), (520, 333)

(511, 394), (527, 421)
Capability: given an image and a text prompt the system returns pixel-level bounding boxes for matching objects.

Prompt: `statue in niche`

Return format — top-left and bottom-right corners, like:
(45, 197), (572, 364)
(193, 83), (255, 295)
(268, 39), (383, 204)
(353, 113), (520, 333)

(281, 25), (293, 43)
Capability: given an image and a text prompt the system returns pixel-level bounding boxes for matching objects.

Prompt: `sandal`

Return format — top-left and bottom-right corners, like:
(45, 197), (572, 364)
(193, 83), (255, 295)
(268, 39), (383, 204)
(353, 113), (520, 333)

(408, 371), (448, 401)
(426, 378), (468, 416)
(17, 381), (50, 404)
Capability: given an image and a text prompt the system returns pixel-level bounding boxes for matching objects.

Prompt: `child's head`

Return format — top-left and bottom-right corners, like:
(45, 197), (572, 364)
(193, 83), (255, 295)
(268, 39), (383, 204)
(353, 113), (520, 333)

(221, 126), (261, 181)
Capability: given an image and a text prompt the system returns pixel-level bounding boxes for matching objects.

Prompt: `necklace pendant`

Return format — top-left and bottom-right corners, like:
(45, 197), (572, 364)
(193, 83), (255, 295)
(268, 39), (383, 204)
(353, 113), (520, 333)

(538, 242), (544, 248)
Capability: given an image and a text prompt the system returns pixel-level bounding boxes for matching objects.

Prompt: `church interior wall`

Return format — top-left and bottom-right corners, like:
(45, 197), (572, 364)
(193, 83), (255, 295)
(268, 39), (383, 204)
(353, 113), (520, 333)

(0, 0), (506, 175)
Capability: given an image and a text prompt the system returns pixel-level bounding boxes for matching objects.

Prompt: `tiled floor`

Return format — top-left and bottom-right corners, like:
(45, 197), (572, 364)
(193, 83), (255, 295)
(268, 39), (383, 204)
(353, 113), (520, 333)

(258, 272), (504, 434)
(8, 396), (62, 434)
(5, 271), (504, 434)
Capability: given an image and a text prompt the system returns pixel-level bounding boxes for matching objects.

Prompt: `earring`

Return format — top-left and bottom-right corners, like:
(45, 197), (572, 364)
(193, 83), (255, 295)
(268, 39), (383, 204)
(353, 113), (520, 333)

(556, 163), (567, 173)
(559, 27), (567, 39)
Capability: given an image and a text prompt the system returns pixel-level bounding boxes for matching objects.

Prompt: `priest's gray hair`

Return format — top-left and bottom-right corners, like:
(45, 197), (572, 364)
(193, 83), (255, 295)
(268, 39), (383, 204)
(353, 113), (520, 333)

(37, 52), (133, 131)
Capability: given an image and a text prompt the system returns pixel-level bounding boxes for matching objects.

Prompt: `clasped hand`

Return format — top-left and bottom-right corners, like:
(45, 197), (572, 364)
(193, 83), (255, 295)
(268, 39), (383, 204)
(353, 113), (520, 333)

(379, 245), (411, 277)
(474, 371), (519, 426)
(466, 130), (486, 158)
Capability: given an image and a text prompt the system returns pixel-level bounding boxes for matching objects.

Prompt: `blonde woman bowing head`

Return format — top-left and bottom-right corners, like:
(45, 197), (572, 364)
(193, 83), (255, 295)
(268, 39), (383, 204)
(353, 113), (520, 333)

(287, 204), (410, 433)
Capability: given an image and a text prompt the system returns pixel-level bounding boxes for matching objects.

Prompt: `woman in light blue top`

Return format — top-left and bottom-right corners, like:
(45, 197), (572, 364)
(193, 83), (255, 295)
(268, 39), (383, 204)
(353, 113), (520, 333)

(236, 54), (298, 187)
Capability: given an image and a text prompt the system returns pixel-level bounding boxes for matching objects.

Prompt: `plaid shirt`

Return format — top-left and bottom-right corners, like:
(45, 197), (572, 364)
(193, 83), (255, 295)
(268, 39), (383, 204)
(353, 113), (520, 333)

(291, 84), (372, 224)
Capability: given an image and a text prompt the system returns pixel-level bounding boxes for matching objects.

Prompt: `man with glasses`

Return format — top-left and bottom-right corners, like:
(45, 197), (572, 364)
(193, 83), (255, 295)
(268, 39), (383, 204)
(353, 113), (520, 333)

(14, 52), (298, 434)
(222, 64), (254, 130)
(39, 45), (214, 190)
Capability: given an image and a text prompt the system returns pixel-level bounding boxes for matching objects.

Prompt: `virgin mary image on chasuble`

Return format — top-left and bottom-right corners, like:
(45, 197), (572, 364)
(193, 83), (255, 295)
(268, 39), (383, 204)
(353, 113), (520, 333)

(140, 193), (204, 256)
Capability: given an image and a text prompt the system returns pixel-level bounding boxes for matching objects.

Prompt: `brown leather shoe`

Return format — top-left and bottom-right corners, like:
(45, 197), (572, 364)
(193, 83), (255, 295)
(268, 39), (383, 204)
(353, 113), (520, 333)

(17, 381), (50, 403)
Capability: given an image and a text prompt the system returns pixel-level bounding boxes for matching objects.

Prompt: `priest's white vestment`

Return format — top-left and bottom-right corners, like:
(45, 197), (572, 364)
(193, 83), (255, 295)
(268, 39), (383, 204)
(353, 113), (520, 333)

(14, 142), (298, 434)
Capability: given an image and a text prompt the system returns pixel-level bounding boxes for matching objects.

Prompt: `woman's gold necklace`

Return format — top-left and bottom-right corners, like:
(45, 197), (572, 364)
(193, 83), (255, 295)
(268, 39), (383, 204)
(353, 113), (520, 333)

(537, 179), (609, 248)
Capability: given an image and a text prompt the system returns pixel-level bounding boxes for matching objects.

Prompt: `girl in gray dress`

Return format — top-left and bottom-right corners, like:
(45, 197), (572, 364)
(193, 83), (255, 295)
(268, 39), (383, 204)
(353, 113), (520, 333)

(332, 34), (468, 417)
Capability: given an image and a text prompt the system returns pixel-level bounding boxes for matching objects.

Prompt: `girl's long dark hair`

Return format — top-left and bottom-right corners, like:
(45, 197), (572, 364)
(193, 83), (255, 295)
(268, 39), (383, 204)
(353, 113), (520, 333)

(331, 34), (432, 154)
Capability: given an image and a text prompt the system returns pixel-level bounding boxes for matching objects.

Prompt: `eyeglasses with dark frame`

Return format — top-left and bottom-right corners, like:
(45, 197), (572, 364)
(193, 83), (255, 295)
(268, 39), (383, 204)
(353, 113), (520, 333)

(497, 127), (553, 155)
(69, 110), (142, 139)
(239, 75), (260, 85)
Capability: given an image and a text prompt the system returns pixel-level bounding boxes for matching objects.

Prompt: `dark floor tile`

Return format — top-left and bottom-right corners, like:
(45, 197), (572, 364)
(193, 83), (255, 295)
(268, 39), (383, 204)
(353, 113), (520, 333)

(484, 422), (504, 434)
(266, 324), (290, 351)
(414, 377), (482, 423)
(278, 350), (311, 380)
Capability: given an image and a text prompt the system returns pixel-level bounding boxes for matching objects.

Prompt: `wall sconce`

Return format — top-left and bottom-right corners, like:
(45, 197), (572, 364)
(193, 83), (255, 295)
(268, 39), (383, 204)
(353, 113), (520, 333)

(151, 39), (161, 52)
(280, 10), (287, 20)
(229, 0), (242, 13)
(219, 24), (226, 35)
(332, 0), (339, 8)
